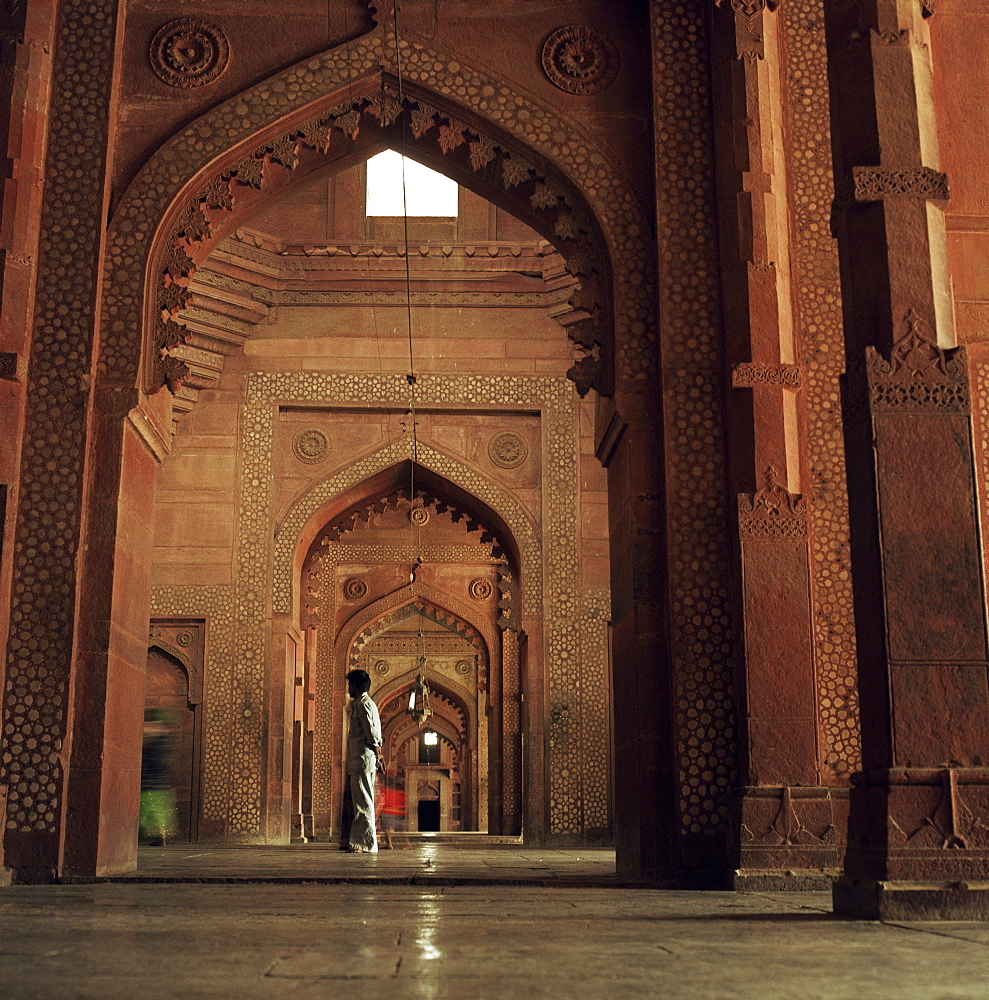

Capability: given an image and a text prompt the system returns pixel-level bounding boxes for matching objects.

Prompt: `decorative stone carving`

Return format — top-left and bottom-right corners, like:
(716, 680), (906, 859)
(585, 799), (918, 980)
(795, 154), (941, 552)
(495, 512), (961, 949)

(715, 0), (780, 17)
(852, 166), (949, 203)
(292, 428), (329, 465)
(731, 363), (801, 389)
(488, 431), (529, 469)
(867, 309), (969, 413)
(149, 19), (230, 89)
(409, 505), (430, 527)
(373, 659), (390, 676)
(343, 577), (368, 601)
(468, 578), (493, 601)
(738, 467), (808, 539)
(540, 25), (620, 96)
(176, 629), (194, 647)
(455, 659), (473, 676)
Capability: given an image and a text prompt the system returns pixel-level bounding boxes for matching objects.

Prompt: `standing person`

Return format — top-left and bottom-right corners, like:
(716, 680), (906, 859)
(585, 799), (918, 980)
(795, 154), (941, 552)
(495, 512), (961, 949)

(345, 669), (382, 854)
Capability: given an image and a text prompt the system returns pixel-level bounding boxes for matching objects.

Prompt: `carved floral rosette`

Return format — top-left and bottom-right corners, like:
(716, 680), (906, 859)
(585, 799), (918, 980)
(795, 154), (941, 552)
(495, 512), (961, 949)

(540, 25), (619, 96)
(150, 19), (230, 89)
(292, 428), (329, 464)
(488, 431), (529, 469)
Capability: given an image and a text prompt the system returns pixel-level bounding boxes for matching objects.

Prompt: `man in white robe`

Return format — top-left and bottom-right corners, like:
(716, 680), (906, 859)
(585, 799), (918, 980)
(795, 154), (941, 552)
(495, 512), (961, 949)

(345, 668), (382, 853)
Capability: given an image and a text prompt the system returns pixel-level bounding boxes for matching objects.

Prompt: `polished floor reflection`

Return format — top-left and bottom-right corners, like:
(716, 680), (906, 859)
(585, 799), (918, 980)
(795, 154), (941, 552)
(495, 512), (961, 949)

(2, 878), (988, 1000)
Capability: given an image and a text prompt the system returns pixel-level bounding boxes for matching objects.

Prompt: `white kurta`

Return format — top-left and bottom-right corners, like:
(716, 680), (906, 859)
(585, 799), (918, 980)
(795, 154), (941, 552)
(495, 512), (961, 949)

(346, 691), (382, 852)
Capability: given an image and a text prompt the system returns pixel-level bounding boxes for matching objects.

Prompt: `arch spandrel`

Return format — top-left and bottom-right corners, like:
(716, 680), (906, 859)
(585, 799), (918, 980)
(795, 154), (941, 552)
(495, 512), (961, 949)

(100, 27), (656, 396)
(278, 437), (541, 617)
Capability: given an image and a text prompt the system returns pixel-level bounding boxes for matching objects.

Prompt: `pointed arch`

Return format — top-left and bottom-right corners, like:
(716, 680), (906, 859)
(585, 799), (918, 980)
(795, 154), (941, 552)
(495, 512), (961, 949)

(100, 26), (658, 400)
(332, 581), (499, 712)
(278, 439), (539, 618)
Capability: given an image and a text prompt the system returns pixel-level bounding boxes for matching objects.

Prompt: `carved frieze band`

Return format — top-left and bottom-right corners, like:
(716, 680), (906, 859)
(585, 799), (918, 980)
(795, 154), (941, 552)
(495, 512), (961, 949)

(867, 309), (969, 413)
(732, 363), (801, 389)
(738, 467), (808, 540)
(852, 166), (949, 203)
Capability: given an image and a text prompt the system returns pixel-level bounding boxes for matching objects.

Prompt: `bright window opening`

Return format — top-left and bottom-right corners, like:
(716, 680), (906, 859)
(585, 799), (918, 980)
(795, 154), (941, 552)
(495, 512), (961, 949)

(365, 150), (458, 217)
(423, 731), (439, 746)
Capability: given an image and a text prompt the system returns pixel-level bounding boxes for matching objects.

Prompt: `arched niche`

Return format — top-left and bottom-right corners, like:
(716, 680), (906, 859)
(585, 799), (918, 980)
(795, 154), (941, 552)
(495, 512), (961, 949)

(284, 446), (537, 621)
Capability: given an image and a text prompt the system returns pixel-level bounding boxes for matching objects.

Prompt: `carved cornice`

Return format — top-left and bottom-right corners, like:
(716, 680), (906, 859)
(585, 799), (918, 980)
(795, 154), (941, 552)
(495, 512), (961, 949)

(867, 309), (969, 413)
(852, 166), (949, 203)
(738, 466), (808, 539)
(732, 363), (801, 389)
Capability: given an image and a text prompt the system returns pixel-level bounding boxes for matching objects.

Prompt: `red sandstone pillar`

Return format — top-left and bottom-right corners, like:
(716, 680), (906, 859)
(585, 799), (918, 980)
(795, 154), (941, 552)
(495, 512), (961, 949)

(2, 0), (129, 878)
(711, 1), (846, 884)
(827, 0), (989, 918)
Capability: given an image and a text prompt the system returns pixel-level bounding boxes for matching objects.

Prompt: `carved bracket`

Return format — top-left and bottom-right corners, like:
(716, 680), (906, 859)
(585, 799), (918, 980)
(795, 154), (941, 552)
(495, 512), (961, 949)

(737, 466), (808, 540)
(732, 362), (801, 389)
(867, 309), (969, 413)
(852, 166), (949, 204)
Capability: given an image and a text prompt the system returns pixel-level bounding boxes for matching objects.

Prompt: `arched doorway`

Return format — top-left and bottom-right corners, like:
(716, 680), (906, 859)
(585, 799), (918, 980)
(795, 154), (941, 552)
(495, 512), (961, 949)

(143, 621), (206, 843)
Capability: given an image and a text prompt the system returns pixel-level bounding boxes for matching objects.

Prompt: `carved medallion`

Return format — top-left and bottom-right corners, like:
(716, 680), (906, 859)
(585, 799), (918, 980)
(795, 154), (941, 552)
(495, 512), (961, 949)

(455, 659), (472, 676)
(374, 659), (390, 676)
(176, 629), (194, 647)
(343, 577), (368, 601)
(469, 578), (493, 601)
(541, 25), (619, 96)
(150, 19), (230, 89)
(292, 428), (329, 465)
(409, 505), (430, 527)
(488, 431), (529, 469)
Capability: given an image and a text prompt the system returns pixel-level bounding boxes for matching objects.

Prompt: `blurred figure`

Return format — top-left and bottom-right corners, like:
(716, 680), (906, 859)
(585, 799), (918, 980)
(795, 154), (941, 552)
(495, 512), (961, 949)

(377, 774), (406, 850)
(140, 708), (180, 845)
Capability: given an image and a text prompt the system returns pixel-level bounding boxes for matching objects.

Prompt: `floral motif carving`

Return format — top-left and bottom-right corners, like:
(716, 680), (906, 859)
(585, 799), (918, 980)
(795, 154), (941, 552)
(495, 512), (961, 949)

(540, 25), (620, 96)
(867, 309), (969, 413)
(373, 659), (390, 676)
(468, 578), (493, 601)
(409, 505), (430, 527)
(149, 19), (230, 89)
(852, 166), (949, 203)
(343, 578), (368, 601)
(292, 428), (329, 464)
(176, 629), (194, 647)
(738, 467), (808, 539)
(488, 431), (529, 469)
(731, 363), (801, 389)
(715, 0), (781, 16)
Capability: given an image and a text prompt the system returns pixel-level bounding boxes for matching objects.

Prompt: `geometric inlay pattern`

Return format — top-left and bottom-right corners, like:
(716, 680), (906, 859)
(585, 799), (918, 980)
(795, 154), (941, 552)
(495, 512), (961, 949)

(781, 0), (860, 779)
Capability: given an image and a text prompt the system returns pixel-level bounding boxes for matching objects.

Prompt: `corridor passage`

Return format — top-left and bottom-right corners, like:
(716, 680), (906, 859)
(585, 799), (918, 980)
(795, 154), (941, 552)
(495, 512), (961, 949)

(1, 847), (986, 999)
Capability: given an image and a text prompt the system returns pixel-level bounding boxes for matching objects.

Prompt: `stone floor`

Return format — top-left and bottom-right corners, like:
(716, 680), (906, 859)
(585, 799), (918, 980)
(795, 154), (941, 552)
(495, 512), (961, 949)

(2, 846), (988, 999)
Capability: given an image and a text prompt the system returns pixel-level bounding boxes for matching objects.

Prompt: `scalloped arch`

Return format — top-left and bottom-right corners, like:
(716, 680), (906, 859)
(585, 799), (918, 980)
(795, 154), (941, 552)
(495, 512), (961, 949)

(275, 438), (540, 617)
(99, 25), (657, 398)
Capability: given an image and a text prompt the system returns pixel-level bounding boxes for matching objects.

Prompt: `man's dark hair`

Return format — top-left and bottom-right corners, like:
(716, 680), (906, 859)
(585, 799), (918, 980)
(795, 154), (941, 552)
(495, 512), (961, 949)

(346, 669), (372, 693)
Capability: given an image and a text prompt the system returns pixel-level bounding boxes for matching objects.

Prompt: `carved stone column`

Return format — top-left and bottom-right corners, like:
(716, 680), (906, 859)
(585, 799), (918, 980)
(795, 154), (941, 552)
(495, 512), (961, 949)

(711, 0), (848, 884)
(828, 0), (989, 917)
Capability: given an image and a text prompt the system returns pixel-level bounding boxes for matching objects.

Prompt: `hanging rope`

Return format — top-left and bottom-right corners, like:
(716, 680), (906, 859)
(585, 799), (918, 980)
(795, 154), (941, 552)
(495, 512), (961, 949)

(390, 0), (429, 680)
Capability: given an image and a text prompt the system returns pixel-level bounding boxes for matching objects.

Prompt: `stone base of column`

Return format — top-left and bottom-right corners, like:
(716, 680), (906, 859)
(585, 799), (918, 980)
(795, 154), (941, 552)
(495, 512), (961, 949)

(733, 785), (848, 878)
(734, 868), (839, 891)
(833, 876), (989, 920)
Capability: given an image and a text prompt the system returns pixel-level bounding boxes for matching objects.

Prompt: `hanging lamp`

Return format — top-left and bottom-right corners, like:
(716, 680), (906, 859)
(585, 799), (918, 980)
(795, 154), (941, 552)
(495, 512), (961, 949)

(407, 654), (432, 726)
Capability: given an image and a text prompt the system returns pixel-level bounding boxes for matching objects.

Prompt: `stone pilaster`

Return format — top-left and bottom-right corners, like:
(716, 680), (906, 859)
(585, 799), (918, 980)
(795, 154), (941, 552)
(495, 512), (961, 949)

(828, 0), (989, 918)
